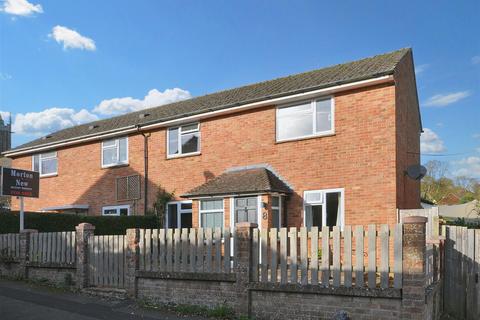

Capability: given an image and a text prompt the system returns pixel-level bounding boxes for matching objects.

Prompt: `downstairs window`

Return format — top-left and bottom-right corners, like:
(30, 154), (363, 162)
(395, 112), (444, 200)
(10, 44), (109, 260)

(304, 189), (344, 229)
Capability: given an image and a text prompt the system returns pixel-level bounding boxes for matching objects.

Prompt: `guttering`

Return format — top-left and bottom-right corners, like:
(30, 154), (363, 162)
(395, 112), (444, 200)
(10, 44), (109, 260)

(4, 74), (393, 157)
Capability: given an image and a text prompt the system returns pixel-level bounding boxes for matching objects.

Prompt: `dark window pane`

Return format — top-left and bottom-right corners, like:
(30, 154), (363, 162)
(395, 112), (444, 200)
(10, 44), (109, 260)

(181, 203), (192, 210)
(119, 208), (128, 216)
(181, 132), (199, 154)
(312, 205), (322, 227)
(167, 204), (178, 228)
(181, 212), (192, 228)
(326, 192), (340, 227)
(272, 209), (280, 229)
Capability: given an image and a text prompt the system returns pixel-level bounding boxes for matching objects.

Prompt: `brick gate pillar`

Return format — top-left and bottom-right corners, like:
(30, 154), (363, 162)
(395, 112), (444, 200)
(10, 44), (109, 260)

(401, 216), (427, 319)
(75, 223), (95, 289)
(125, 228), (140, 298)
(19, 229), (37, 278)
(234, 222), (257, 317)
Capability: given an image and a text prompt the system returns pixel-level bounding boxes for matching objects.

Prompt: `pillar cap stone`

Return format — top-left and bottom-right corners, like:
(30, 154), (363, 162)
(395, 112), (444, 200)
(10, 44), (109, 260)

(235, 222), (258, 228)
(20, 229), (38, 233)
(403, 216), (427, 224)
(75, 222), (95, 231)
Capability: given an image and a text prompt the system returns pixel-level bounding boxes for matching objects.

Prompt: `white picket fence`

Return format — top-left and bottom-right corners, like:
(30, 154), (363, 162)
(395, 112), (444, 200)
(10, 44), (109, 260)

(252, 225), (403, 289)
(29, 232), (76, 264)
(0, 233), (21, 260)
(139, 228), (233, 273)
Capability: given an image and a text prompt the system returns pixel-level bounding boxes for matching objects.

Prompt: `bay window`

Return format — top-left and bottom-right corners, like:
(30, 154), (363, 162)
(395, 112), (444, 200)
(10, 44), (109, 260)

(200, 199), (224, 229)
(276, 97), (334, 141)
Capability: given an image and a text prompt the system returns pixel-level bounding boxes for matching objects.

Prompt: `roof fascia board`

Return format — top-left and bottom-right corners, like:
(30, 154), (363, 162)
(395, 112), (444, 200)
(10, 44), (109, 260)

(5, 75), (393, 157)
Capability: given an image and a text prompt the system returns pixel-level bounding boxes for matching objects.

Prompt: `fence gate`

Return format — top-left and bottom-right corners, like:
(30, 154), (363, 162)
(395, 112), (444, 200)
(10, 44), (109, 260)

(444, 226), (480, 320)
(88, 235), (126, 288)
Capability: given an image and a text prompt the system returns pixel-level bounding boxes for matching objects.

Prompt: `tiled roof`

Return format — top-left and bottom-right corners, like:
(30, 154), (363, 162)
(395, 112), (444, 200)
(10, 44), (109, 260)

(10, 48), (410, 152)
(182, 168), (292, 198)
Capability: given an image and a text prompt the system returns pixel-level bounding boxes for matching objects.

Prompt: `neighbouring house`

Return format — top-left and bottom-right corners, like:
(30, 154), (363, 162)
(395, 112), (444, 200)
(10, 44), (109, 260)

(3, 48), (422, 229)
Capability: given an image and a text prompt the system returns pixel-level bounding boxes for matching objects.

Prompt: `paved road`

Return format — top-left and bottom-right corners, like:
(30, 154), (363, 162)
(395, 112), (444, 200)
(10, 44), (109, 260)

(0, 279), (204, 320)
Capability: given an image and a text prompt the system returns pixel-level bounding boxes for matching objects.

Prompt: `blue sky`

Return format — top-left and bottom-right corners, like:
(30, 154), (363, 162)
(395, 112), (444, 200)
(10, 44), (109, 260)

(0, 0), (479, 178)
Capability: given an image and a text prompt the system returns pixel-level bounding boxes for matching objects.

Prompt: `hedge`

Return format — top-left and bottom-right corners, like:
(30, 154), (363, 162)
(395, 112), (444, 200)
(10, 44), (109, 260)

(0, 211), (160, 235)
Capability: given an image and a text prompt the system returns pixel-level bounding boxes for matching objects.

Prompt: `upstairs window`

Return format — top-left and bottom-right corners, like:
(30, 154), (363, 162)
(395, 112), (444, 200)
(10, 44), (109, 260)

(102, 137), (128, 168)
(167, 123), (200, 157)
(32, 152), (58, 177)
(276, 97), (333, 142)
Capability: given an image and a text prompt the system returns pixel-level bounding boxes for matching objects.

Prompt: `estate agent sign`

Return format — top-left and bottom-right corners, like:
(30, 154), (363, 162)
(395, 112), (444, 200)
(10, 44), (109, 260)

(1, 167), (40, 232)
(1, 167), (39, 198)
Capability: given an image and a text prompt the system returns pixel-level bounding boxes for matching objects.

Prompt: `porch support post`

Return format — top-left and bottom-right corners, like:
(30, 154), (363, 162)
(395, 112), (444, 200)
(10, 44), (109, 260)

(75, 223), (95, 289)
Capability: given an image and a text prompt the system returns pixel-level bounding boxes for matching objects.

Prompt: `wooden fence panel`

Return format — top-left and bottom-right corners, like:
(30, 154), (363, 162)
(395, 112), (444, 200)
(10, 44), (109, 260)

(251, 224), (402, 289)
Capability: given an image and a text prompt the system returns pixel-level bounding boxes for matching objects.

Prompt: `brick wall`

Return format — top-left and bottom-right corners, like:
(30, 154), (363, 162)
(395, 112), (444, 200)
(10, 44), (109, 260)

(11, 78), (420, 227)
(137, 277), (236, 308)
(394, 51), (422, 209)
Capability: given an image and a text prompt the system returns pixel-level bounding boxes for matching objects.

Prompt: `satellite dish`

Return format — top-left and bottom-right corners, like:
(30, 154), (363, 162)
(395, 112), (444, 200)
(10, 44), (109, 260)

(405, 165), (427, 180)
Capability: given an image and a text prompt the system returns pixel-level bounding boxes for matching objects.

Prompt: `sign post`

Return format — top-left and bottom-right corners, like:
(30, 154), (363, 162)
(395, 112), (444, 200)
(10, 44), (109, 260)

(1, 167), (40, 231)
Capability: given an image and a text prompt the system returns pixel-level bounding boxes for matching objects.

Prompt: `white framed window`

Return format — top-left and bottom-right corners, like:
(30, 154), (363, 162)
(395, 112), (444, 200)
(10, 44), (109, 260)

(102, 205), (130, 216)
(102, 137), (128, 168)
(167, 123), (200, 157)
(276, 97), (334, 142)
(166, 201), (192, 228)
(303, 188), (344, 229)
(199, 198), (224, 229)
(32, 152), (58, 177)
(271, 195), (282, 229)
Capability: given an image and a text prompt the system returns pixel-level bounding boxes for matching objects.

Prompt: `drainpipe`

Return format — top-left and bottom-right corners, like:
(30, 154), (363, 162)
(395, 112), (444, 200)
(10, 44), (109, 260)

(137, 126), (150, 216)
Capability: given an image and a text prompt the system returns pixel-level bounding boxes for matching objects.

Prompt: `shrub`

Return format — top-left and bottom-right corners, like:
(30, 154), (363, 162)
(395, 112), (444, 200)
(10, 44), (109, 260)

(0, 211), (160, 235)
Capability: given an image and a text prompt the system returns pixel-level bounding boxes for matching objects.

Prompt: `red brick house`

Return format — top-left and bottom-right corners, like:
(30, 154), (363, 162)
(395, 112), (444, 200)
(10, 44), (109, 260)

(4, 48), (422, 229)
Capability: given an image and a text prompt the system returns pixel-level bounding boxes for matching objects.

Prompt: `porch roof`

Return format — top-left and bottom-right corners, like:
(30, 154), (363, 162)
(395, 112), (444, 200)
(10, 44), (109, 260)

(181, 168), (292, 198)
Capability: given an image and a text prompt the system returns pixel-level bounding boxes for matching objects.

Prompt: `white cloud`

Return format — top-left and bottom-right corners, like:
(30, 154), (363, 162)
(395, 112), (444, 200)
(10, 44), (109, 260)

(49, 25), (96, 51)
(453, 157), (480, 178)
(423, 91), (471, 107)
(0, 111), (11, 122)
(1, 0), (42, 16)
(0, 72), (12, 80)
(421, 128), (446, 154)
(93, 88), (192, 116)
(472, 56), (480, 65)
(473, 133), (480, 139)
(415, 64), (429, 75)
(11, 107), (98, 136)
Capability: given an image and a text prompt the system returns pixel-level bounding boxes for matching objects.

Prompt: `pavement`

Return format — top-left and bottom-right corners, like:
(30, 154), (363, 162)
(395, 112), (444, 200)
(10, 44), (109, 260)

(0, 279), (206, 320)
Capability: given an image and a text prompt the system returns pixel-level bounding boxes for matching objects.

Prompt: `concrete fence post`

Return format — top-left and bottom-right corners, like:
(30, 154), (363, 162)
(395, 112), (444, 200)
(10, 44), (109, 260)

(125, 228), (140, 298)
(75, 223), (95, 289)
(401, 216), (427, 320)
(19, 229), (37, 278)
(234, 222), (257, 317)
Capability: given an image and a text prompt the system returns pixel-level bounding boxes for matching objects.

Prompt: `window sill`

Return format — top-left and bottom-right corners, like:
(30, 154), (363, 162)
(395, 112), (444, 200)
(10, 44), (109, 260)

(40, 173), (58, 179)
(275, 132), (335, 144)
(166, 152), (201, 160)
(101, 163), (129, 169)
